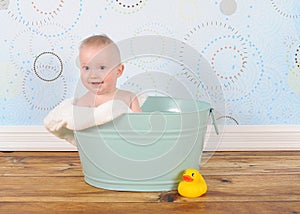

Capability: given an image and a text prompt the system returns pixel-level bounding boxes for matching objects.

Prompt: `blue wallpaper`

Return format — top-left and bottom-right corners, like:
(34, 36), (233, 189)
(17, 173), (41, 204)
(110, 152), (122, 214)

(0, 0), (299, 125)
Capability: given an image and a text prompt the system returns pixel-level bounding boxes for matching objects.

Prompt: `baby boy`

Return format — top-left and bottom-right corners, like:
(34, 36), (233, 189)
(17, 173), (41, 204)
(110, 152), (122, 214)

(75, 34), (141, 112)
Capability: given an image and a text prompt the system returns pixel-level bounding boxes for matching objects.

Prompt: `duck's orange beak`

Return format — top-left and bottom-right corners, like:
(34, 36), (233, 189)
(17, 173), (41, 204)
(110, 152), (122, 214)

(183, 175), (194, 182)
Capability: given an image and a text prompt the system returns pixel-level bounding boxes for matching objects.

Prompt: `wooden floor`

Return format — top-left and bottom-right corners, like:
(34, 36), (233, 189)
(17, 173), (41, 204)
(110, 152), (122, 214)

(0, 151), (299, 214)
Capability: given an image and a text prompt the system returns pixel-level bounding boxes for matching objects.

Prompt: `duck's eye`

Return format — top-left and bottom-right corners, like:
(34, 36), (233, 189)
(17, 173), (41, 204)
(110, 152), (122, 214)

(191, 173), (195, 177)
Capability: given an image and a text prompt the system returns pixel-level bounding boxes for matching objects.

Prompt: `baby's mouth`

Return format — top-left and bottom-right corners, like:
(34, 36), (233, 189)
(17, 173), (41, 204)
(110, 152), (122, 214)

(91, 81), (104, 86)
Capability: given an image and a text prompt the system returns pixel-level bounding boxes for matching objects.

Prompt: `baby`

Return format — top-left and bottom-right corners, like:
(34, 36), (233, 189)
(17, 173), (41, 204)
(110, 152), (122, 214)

(75, 34), (142, 112)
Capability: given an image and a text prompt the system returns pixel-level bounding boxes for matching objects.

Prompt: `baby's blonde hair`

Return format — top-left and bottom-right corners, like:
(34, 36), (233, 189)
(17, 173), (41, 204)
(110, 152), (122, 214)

(80, 34), (113, 49)
(79, 34), (121, 63)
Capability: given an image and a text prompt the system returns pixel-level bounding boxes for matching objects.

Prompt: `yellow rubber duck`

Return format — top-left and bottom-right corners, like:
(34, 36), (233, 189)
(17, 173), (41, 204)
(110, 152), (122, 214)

(177, 168), (207, 198)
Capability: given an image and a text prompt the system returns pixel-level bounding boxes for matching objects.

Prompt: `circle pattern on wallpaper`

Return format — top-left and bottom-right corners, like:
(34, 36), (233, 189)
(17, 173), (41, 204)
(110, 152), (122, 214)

(219, 0), (237, 16)
(183, 21), (247, 53)
(106, 0), (147, 14)
(22, 69), (67, 111)
(285, 36), (299, 73)
(266, 94), (300, 124)
(270, 0), (300, 19)
(295, 45), (300, 70)
(117, 35), (224, 105)
(0, 98), (32, 125)
(0, 98), (49, 125)
(225, 96), (257, 125)
(210, 44), (246, 81)
(285, 36), (300, 94)
(33, 51), (63, 82)
(31, 0), (64, 15)
(117, 61), (149, 92)
(29, 23), (77, 63)
(9, 24), (75, 72)
(8, 0), (83, 36)
(174, 66), (225, 125)
(183, 22), (265, 101)
(9, 29), (38, 71)
(123, 71), (196, 99)
(288, 70), (300, 94)
(176, 0), (199, 22)
(174, 70), (225, 106)
(0, 0), (9, 10)
(130, 22), (175, 71)
(0, 63), (23, 98)
(252, 72), (282, 106)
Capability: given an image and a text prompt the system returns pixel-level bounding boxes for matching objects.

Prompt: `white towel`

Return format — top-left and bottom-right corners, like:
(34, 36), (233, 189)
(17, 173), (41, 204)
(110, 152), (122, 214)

(44, 98), (134, 146)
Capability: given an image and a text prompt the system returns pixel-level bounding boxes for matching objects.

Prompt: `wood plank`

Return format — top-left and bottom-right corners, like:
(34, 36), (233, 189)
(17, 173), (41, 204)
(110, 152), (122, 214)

(203, 151), (300, 157)
(0, 174), (299, 202)
(201, 154), (300, 175)
(0, 151), (79, 157)
(1, 151), (300, 157)
(1, 151), (299, 177)
(0, 202), (299, 214)
(0, 151), (299, 213)
(0, 155), (82, 177)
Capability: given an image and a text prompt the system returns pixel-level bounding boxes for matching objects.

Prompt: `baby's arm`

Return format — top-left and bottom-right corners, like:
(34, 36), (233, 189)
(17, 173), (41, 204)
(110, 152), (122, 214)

(130, 95), (142, 112)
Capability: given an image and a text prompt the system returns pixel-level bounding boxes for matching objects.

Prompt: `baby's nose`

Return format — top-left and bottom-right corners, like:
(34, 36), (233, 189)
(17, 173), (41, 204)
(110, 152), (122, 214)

(90, 69), (102, 76)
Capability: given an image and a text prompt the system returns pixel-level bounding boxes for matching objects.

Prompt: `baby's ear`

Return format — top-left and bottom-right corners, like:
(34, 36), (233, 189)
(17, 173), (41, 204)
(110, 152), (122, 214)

(117, 64), (124, 77)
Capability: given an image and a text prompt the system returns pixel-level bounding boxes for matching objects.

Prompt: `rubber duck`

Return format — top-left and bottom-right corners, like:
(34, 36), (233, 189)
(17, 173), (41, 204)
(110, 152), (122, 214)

(177, 168), (207, 198)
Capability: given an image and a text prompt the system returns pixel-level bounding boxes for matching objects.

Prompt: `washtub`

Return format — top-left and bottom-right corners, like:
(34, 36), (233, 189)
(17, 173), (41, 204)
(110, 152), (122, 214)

(75, 96), (216, 192)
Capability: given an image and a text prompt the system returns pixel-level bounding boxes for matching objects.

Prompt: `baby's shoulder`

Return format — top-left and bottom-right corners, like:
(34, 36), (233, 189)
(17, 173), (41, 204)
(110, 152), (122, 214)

(74, 93), (92, 107)
(116, 89), (136, 98)
(115, 89), (138, 105)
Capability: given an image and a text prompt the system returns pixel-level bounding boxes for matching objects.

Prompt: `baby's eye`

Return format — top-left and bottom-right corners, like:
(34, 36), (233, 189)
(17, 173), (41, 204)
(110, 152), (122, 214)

(99, 66), (106, 70)
(82, 66), (89, 71)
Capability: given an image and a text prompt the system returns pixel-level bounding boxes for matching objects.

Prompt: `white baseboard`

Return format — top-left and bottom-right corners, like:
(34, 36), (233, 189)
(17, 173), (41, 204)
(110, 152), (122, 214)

(206, 125), (300, 151)
(0, 125), (299, 151)
(0, 126), (77, 151)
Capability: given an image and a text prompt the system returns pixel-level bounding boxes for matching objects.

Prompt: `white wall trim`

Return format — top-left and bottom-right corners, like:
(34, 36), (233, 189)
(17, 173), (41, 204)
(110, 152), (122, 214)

(0, 126), (77, 151)
(206, 125), (300, 151)
(0, 125), (299, 151)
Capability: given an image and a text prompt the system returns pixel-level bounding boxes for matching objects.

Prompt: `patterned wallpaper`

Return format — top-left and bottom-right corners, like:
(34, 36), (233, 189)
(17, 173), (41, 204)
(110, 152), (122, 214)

(0, 0), (299, 125)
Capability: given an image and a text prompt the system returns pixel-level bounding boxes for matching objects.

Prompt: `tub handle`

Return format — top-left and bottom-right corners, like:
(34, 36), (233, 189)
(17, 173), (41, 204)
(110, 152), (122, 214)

(210, 108), (219, 135)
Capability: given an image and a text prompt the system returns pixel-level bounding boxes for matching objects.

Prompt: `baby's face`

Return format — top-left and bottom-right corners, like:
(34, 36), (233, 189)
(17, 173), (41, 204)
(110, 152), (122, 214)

(79, 45), (123, 95)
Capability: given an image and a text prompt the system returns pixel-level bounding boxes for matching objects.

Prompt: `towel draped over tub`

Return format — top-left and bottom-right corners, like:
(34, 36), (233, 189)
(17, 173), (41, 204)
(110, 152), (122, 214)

(44, 98), (140, 146)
